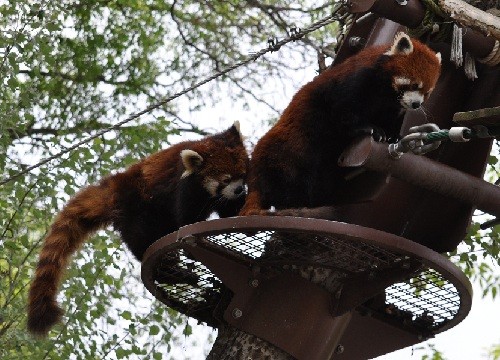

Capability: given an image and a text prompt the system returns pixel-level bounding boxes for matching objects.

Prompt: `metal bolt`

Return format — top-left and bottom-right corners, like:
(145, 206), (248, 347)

(232, 308), (243, 319)
(348, 36), (364, 48)
(249, 279), (259, 288)
(335, 344), (345, 354)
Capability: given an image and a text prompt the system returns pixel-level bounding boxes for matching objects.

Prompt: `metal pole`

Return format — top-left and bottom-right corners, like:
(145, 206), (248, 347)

(339, 137), (500, 217)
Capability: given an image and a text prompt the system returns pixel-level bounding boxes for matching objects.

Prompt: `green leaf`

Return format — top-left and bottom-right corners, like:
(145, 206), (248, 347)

(120, 311), (132, 320)
(115, 348), (127, 359)
(183, 323), (193, 336)
(149, 325), (160, 336)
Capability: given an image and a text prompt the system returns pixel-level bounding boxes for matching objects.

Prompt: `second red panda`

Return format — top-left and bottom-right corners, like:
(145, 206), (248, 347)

(240, 33), (441, 216)
(28, 123), (248, 337)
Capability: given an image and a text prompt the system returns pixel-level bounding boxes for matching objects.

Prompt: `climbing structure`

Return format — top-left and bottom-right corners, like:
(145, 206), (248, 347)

(142, 217), (473, 359)
(142, 0), (499, 358)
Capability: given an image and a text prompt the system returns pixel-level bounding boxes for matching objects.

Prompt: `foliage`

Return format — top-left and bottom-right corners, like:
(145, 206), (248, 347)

(1, 0), (499, 359)
(486, 343), (500, 360)
(418, 344), (448, 360)
(447, 143), (500, 301)
(0, 0), (341, 358)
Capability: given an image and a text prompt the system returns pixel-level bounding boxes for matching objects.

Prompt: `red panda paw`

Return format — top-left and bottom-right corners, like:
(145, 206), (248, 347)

(238, 208), (269, 216)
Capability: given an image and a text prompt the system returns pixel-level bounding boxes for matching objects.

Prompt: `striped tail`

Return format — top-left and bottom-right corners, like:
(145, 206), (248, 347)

(27, 182), (114, 336)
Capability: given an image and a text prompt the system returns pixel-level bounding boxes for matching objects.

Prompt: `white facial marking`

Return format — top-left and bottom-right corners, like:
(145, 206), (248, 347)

(394, 76), (411, 86)
(401, 91), (424, 109)
(221, 179), (245, 200)
(203, 177), (219, 197)
(418, 81), (423, 89)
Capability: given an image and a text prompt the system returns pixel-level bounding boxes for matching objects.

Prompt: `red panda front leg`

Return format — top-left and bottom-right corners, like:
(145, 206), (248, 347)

(239, 190), (269, 216)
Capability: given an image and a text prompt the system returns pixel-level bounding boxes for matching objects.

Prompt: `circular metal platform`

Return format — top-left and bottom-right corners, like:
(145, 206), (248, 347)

(141, 216), (472, 359)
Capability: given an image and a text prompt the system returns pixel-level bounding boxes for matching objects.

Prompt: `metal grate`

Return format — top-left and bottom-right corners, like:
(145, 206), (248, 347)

(205, 231), (402, 272)
(152, 229), (462, 333)
(154, 248), (224, 326)
(385, 269), (461, 330)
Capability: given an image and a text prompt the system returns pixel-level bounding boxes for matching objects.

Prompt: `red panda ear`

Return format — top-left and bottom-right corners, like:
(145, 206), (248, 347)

(232, 120), (241, 135)
(386, 32), (413, 56)
(225, 120), (245, 145)
(180, 149), (204, 178)
(232, 120), (244, 140)
(435, 52), (442, 64)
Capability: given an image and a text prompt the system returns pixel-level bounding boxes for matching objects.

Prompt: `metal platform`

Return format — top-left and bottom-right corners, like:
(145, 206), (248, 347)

(141, 216), (472, 359)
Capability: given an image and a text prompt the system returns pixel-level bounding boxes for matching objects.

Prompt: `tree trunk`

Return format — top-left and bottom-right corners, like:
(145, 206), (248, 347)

(463, 0), (499, 12)
(207, 324), (295, 360)
(438, 0), (500, 40)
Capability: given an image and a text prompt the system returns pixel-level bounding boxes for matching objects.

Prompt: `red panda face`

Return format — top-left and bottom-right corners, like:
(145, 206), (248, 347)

(383, 33), (441, 110)
(181, 123), (248, 200)
(196, 148), (247, 200)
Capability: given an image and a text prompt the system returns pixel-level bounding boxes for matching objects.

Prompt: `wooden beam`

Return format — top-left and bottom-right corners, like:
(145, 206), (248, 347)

(438, 0), (500, 41)
(453, 106), (500, 126)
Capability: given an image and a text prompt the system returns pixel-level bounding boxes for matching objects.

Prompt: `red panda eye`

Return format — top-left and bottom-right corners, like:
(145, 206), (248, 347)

(220, 175), (231, 185)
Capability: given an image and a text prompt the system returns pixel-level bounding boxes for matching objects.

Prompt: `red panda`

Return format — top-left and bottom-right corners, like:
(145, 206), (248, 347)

(239, 33), (441, 216)
(28, 123), (248, 337)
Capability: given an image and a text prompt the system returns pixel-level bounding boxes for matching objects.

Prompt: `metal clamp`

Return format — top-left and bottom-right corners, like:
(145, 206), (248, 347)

(389, 123), (441, 159)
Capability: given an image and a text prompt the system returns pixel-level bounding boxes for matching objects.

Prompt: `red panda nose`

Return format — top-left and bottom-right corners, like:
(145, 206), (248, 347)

(411, 101), (421, 109)
(234, 186), (245, 195)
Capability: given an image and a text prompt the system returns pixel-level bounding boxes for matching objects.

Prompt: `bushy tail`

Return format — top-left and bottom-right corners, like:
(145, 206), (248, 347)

(28, 182), (114, 336)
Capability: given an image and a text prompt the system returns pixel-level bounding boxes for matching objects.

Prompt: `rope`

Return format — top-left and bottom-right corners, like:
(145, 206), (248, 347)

(388, 124), (473, 158)
(425, 130), (451, 142)
(1, 5), (347, 187)
(407, 0), (452, 43)
(478, 40), (500, 66)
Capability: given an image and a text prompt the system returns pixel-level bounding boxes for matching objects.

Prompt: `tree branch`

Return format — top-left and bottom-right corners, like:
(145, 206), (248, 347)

(438, 0), (500, 40)
(18, 69), (131, 86)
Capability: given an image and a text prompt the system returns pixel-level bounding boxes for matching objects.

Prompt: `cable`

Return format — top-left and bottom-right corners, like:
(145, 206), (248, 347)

(1, 5), (347, 186)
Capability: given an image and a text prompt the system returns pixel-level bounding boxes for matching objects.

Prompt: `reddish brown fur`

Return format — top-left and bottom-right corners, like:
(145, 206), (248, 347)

(28, 124), (248, 336)
(382, 40), (441, 97)
(240, 34), (441, 216)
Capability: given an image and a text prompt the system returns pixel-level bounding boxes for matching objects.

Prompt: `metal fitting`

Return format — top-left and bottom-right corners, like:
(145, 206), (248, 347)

(181, 235), (197, 245)
(232, 308), (243, 319)
(348, 36), (364, 48)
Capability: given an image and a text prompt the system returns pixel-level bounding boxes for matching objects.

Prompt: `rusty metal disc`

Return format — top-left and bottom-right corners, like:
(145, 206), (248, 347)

(141, 216), (472, 358)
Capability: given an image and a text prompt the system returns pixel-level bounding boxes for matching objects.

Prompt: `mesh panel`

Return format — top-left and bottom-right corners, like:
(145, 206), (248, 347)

(152, 229), (462, 333)
(154, 248), (224, 325)
(385, 269), (460, 329)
